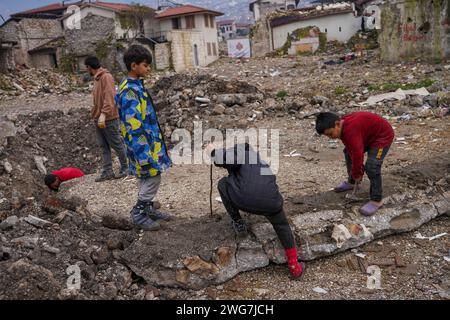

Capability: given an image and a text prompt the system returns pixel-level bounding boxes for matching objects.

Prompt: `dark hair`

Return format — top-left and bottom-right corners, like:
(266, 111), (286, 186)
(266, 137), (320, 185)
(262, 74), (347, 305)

(315, 112), (340, 134)
(123, 45), (152, 71)
(84, 56), (101, 69)
(44, 174), (57, 188)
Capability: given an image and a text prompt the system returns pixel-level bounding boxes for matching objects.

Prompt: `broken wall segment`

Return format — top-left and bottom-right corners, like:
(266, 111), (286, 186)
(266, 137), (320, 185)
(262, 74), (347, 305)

(0, 18), (63, 69)
(379, 0), (450, 62)
(118, 192), (450, 290)
(64, 14), (117, 72)
(155, 43), (171, 70)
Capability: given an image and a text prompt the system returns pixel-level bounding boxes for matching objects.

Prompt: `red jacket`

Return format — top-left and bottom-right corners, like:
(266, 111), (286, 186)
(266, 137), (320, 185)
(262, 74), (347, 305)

(340, 112), (394, 180)
(52, 168), (85, 182)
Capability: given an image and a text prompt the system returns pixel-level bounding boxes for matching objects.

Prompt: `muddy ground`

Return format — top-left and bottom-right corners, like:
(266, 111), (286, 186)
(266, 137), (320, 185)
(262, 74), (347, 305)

(0, 52), (449, 300)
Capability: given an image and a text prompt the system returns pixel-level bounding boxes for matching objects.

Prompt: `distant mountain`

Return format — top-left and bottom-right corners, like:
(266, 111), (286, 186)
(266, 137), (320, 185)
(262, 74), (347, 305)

(175, 0), (316, 23)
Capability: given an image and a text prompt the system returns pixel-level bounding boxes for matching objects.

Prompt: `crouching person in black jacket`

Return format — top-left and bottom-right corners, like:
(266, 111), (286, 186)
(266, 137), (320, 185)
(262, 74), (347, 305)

(206, 143), (305, 279)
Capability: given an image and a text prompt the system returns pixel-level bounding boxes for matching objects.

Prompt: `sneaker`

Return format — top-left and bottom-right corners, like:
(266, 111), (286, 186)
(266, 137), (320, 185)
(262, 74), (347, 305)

(231, 219), (248, 236)
(95, 171), (115, 182)
(131, 204), (161, 231)
(145, 202), (171, 221)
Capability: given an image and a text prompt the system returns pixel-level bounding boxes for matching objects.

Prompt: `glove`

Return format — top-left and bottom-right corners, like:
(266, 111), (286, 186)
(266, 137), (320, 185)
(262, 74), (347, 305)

(98, 113), (106, 129)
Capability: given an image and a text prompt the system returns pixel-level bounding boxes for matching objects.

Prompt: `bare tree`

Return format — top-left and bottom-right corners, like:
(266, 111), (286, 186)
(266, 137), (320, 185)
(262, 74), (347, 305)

(118, 2), (154, 40)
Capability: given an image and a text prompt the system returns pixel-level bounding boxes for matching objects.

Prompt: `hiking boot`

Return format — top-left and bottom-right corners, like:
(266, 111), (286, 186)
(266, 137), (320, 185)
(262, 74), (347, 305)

(131, 203), (161, 231)
(115, 167), (129, 179)
(231, 219), (248, 236)
(144, 202), (171, 221)
(95, 171), (115, 182)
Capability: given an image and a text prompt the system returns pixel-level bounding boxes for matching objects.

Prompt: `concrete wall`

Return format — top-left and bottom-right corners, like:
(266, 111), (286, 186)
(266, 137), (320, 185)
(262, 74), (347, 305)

(160, 13), (220, 67)
(65, 14), (117, 71)
(0, 48), (15, 72)
(0, 18), (63, 67)
(30, 52), (56, 69)
(155, 42), (171, 70)
(63, 6), (137, 39)
(253, 0), (297, 21)
(169, 30), (206, 72)
(251, 19), (272, 57)
(271, 12), (361, 50)
(379, 0), (450, 62)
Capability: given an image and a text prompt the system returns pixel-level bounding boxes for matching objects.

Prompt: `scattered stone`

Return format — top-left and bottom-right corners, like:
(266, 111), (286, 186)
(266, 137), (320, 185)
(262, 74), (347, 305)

(106, 236), (124, 251)
(313, 287), (328, 294)
(24, 215), (52, 228)
(11, 236), (39, 248)
(311, 96), (331, 107)
(3, 160), (13, 174)
(0, 215), (19, 231)
(331, 224), (352, 248)
(42, 243), (61, 254)
(91, 246), (110, 265)
(212, 104), (226, 115)
(33, 156), (47, 175)
(102, 214), (134, 230)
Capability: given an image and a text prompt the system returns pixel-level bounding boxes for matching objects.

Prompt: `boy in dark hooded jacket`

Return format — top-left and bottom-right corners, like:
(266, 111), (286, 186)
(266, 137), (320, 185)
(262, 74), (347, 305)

(207, 143), (305, 279)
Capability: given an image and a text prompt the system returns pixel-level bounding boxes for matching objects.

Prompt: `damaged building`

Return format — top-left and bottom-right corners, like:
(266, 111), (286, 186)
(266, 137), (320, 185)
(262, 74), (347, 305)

(153, 5), (223, 72)
(379, 0), (450, 62)
(0, 1), (223, 74)
(251, 1), (383, 57)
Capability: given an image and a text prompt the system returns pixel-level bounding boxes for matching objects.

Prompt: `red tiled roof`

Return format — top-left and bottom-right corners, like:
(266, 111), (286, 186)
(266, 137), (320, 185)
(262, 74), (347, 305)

(156, 5), (223, 19)
(216, 19), (235, 26)
(94, 1), (138, 11)
(13, 1), (150, 17)
(12, 1), (83, 16)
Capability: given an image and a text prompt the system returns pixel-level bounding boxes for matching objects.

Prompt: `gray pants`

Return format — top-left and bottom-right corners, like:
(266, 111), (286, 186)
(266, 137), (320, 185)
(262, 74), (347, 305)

(95, 119), (127, 174)
(138, 175), (161, 202)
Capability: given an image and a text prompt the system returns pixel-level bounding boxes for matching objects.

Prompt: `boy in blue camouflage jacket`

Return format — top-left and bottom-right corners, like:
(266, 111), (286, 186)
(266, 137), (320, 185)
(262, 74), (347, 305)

(115, 45), (172, 231)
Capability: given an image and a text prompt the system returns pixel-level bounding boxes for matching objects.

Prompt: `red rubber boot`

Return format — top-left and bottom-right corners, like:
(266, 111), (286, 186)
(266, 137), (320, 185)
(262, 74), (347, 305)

(285, 247), (305, 280)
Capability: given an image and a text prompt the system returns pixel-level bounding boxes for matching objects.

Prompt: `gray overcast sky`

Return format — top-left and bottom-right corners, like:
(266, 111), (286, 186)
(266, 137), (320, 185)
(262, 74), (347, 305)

(0, 0), (159, 21)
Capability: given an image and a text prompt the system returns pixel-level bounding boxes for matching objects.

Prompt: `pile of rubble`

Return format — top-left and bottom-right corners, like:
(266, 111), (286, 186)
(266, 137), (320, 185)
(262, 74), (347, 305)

(0, 68), (81, 98)
(0, 109), (159, 300)
(149, 74), (271, 139)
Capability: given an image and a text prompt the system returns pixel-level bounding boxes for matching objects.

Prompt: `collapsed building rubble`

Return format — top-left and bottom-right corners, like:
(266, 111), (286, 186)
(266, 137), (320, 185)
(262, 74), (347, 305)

(0, 54), (449, 299)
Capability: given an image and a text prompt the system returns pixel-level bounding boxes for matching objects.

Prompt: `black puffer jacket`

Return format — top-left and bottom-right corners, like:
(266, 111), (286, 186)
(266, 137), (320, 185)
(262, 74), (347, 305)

(212, 143), (283, 215)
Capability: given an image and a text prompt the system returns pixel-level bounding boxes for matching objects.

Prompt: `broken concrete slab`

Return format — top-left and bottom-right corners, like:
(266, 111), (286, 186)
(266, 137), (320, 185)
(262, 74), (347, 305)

(115, 191), (449, 289)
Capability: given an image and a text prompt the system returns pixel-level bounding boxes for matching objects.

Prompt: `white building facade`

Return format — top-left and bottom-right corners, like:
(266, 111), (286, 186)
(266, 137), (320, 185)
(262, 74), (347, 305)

(270, 6), (361, 50)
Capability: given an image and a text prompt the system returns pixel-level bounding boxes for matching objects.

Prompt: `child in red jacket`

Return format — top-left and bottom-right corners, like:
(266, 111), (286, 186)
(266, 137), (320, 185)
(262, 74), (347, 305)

(44, 168), (85, 191)
(315, 112), (394, 216)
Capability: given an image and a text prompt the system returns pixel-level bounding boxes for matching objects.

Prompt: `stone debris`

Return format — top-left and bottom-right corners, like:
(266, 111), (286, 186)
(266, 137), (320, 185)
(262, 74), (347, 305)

(24, 215), (52, 228)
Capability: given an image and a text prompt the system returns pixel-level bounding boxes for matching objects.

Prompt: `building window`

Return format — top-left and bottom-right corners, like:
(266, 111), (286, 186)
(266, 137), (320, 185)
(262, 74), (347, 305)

(207, 42), (212, 56)
(204, 14), (209, 28)
(212, 43), (217, 56)
(325, 28), (328, 33)
(186, 15), (196, 29)
(210, 16), (215, 28)
(339, 27), (342, 32)
(172, 18), (181, 30)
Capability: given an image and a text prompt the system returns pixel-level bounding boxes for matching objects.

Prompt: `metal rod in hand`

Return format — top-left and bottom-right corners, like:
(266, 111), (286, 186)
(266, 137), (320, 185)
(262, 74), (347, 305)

(210, 163), (213, 216)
